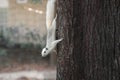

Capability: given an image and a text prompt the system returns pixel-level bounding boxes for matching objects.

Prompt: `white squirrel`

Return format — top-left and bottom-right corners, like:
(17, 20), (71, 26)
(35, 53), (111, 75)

(41, 0), (63, 57)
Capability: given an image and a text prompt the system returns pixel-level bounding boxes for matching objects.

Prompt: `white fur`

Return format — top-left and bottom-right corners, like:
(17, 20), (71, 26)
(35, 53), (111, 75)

(46, 0), (56, 29)
(41, 0), (63, 57)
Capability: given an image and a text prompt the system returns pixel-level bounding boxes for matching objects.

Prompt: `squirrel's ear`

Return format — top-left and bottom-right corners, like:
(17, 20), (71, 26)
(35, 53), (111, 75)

(46, 48), (48, 50)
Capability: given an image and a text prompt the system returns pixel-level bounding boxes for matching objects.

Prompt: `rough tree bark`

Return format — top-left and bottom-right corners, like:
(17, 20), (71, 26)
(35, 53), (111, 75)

(56, 0), (120, 80)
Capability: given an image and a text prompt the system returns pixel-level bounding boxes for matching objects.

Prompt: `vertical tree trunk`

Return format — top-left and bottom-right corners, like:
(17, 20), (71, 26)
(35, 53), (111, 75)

(57, 0), (120, 80)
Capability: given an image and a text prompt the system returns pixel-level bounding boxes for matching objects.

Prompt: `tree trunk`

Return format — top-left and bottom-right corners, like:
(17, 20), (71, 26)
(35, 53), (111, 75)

(57, 0), (120, 80)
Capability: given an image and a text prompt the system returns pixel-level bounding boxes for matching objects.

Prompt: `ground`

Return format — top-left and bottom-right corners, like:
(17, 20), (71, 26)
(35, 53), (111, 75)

(0, 48), (56, 80)
(0, 63), (56, 80)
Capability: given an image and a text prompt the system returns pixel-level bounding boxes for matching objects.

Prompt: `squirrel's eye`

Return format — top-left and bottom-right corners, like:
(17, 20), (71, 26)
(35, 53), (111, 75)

(44, 51), (46, 53)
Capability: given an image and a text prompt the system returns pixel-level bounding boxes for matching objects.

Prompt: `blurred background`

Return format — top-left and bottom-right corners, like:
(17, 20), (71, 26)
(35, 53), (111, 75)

(0, 0), (56, 80)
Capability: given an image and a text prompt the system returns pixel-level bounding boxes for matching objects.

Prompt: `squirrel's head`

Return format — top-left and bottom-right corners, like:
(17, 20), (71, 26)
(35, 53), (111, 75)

(41, 47), (49, 57)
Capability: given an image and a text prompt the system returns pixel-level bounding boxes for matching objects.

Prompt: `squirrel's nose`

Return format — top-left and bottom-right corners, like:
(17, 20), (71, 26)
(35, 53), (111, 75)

(40, 53), (44, 56)
(41, 53), (44, 57)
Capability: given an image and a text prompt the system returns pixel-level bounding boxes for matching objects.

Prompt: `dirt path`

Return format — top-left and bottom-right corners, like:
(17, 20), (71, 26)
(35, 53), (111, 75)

(0, 70), (56, 80)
